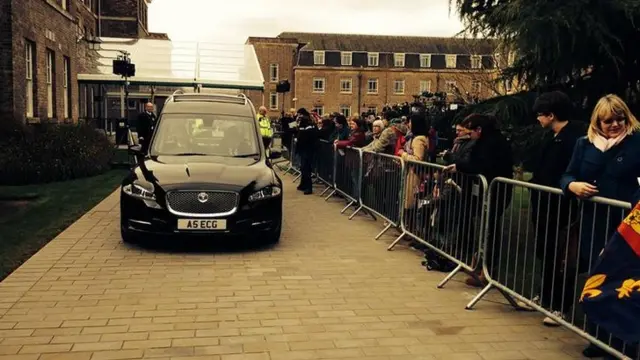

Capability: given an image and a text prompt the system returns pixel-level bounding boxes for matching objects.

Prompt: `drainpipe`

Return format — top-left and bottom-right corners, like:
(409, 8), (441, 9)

(97, 0), (102, 37)
(357, 66), (363, 115)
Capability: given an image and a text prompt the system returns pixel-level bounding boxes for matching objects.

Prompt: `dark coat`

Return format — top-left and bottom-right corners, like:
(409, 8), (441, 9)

(454, 130), (514, 183)
(560, 132), (640, 267)
(296, 125), (318, 156)
(335, 130), (366, 149)
(136, 111), (156, 142)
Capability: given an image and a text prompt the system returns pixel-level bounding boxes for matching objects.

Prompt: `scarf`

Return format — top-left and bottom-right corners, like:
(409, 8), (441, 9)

(593, 133), (626, 152)
(404, 131), (415, 155)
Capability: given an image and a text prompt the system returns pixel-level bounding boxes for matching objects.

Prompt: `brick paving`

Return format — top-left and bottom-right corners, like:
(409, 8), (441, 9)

(0, 174), (589, 360)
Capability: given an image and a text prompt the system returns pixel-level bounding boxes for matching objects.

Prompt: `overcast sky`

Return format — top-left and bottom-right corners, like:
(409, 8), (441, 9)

(148, 0), (465, 43)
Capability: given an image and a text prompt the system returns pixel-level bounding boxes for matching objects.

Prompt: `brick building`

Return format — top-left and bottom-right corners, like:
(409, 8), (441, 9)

(247, 32), (501, 118)
(0, 0), (166, 124)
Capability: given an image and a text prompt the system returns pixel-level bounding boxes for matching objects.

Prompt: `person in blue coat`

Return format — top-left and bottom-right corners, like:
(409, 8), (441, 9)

(560, 94), (640, 357)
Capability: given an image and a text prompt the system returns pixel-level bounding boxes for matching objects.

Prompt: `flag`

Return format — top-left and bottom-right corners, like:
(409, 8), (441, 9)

(580, 200), (640, 343)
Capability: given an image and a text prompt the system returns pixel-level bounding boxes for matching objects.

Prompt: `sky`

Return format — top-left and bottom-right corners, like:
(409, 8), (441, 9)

(148, 0), (466, 43)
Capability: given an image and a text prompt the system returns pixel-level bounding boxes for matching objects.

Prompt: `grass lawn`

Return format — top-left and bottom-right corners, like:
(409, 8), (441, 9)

(0, 169), (128, 281)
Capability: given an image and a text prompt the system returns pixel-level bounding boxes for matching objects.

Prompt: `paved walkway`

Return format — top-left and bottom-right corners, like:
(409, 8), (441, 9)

(0, 174), (588, 360)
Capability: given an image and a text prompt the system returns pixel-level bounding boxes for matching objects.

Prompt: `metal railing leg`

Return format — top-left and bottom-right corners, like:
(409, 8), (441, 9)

(292, 173), (301, 183)
(465, 283), (493, 310)
(387, 231), (406, 251)
(348, 205), (363, 220)
(437, 263), (463, 289)
(340, 200), (355, 214)
(319, 186), (331, 196)
(375, 223), (392, 240)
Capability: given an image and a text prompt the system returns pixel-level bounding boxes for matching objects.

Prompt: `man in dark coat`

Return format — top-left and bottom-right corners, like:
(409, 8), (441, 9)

(137, 102), (157, 153)
(295, 114), (318, 195)
(527, 90), (587, 326)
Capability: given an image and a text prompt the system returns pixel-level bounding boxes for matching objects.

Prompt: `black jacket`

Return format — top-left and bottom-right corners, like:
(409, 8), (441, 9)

(136, 112), (157, 141)
(528, 121), (587, 188)
(455, 129), (514, 183)
(296, 125), (318, 155)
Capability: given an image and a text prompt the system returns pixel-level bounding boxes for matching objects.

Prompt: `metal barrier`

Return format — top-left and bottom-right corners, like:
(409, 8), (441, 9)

(386, 159), (488, 288)
(330, 147), (363, 214)
(356, 151), (404, 239)
(466, 177), (636, 359)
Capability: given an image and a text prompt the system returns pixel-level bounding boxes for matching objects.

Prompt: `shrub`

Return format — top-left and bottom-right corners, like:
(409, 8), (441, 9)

(0, 118), (114, 185)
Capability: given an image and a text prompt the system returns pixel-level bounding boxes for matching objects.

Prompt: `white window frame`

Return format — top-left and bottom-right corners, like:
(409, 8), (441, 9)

(312, 77), (325, 93)
(394, 53), (405, 67)
(339, 78), (352, 93)
(446, 55), (457, 69)
(471, 81), (482, 94)
(340, 105), (351, 117)
(269, 63), (278, 82)
(393, 80), (405, 94)
(46, 50), (54, 118)
(313, 106), (324, 116)
(313, 51), (325, 65)
(340, 52), (352, 66)
(445, 80), (457, 94)
(419, 54), (431, 68)
(269, 92), (278, 110)
(367, 52), (379, 67)
(471, 55), (482, 69)
(367, 79), (378, 94)
(419, 80), (431, 93)
(63, 56), (70, 119)
(25, 41), (34, 118)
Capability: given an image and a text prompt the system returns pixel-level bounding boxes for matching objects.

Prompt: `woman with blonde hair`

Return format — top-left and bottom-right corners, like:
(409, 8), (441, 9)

(560, 94), (640, 358)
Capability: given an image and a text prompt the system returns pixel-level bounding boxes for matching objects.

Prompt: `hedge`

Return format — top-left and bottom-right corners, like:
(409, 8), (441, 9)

(0, 118), (114, 185)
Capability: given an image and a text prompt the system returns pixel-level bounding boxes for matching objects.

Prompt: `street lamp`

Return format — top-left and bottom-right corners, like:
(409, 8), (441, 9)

(86, 36), (103, 51)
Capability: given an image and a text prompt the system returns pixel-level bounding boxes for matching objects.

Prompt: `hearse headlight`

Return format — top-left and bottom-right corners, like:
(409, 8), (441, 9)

(248, 186), (282, 202)
(123, 180), (156, 200)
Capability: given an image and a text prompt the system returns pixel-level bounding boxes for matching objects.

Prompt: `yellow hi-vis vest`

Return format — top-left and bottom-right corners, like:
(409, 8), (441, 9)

(258, 115), (273, 138)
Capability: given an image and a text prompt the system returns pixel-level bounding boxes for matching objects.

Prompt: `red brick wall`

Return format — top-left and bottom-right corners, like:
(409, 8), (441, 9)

(0, 0), (15, 122)
(100, 0), (148, 38)
(3, 0), (98, 123)
(245, 40), (298, 119)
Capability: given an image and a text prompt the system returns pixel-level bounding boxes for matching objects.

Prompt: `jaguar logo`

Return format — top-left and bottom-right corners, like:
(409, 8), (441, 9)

(197, 192), (209, 203)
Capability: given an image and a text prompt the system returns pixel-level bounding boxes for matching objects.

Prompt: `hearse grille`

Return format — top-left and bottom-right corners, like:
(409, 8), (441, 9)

(166, 191), (238, 215)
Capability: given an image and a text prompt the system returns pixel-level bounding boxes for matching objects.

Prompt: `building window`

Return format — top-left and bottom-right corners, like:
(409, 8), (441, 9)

(269, 92), (278, 110)
(445, 80), (457, 94)
(419, 80), (431, 93)
(419, 54), (431, 68)
(367, 79), (378, 94)
(393, 80), (405, 94)
(471, 55), (482, 69)
(368, 52), (379, 67)
(340, 78), (352, 93)
(312, 78), (325, 93)
(269, 63), (278, 82)
(366, 106), (377, 115)
(313, 51), (325, 65)
(446, 55), (457, 68)
(394, 53), (405, 67)
(340, 105), (351, 117)
(63, 56), (71, 119)
(25, 40), (35, 118)
(46, 49), (55, 119)
(341, 52), (352, 66)
(471, 81), (482, 94)
(313, 106), (324, 116)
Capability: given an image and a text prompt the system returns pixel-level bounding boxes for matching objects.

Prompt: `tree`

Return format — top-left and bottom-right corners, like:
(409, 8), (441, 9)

(449, 0), (640, 111)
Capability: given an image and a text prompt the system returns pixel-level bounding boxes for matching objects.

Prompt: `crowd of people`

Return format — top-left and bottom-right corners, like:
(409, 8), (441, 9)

(274, 92), (640, 358)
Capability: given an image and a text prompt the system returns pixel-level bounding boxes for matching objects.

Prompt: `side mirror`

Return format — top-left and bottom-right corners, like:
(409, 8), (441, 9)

(268, 150), (282, 159)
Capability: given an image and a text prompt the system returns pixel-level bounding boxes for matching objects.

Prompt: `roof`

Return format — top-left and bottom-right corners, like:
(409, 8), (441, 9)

(277, 32), (497, 55)
(78, 38), (264, 90)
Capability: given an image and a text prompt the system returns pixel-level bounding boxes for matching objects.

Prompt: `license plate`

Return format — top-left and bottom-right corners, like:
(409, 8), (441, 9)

(177, 219), (227, 230)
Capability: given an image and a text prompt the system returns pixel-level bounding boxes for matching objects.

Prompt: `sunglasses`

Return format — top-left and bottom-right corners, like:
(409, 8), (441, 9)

(600, 116), (626, 125)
